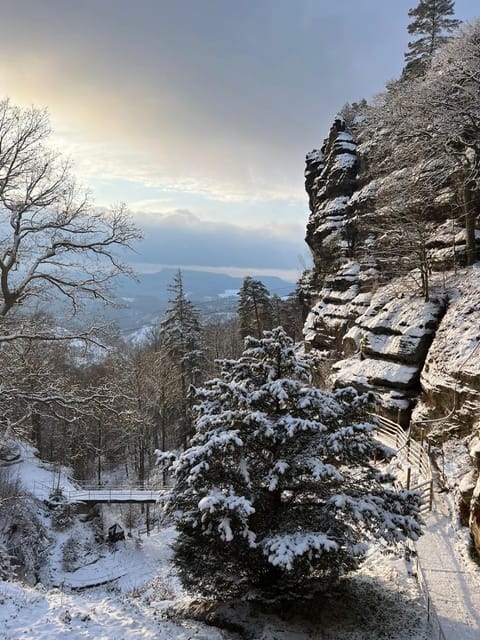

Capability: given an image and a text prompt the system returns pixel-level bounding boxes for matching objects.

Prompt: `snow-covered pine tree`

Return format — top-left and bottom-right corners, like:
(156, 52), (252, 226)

(403, 0), (460, 78)
(158, 328), (422, 601)
(237, 276), (273, 339)
(160, 270), (205, 446)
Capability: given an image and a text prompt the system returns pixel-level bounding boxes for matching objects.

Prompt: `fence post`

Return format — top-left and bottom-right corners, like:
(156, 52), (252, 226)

(429, 479), (434, 511)
(406, 467), (411, 490)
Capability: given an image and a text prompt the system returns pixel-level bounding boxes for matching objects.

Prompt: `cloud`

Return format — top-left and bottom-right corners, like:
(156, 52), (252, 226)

(0, 0), (417, 204)
(130, 209), (308, 271)
(45, 122), (305, 205)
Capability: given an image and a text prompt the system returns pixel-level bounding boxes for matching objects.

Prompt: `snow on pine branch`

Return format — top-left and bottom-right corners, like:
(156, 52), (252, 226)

(263, 532), (339, 570)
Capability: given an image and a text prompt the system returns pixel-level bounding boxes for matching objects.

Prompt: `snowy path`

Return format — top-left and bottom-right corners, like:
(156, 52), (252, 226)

(375, 419), (480, 639)
(415, 494), (480, 640)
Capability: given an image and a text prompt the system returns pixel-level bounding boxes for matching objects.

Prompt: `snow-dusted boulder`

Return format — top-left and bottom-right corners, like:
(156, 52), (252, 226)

(469, 437), (480, 467)
(458, 468), (477, 528)
(470, 476), (480, 552)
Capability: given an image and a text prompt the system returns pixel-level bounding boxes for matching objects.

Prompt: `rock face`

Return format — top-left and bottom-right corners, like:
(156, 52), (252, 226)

(459, 437), (480, 550)
(303, 115), (479, 427)
(304, 117), (358, 291)
(332, 278), (446, 425)
(302, 116), (480, 540)
(303, 261), (371, 352)
(412, 268), (480, 437)
(303, 117), (447, 423)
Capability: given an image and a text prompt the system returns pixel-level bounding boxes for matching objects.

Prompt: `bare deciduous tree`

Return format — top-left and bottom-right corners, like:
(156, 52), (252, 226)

(0, 98), (141, 323)
(367, 22), (480, 270)
(0, 98), (141, 450)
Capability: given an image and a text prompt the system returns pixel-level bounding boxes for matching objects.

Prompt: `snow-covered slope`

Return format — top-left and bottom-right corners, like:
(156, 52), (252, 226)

(0, 441), (432, 639)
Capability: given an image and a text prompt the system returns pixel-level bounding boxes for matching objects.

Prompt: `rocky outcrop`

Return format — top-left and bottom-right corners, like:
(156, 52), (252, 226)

(411, 268), (480, 438)
(305, 117), (358, 287)
(331, 277), (446, 424)
(303, 116), (479, 424)
(302, 118), (447, 422)
(458, 437), (480, 549)
(303, 261), (373, 351)
(303, 113), (480, 547)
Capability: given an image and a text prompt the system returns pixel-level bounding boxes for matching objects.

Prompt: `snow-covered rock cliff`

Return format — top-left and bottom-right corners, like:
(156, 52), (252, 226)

(303, 116), (479, 429)
(302, 115), (480, 543)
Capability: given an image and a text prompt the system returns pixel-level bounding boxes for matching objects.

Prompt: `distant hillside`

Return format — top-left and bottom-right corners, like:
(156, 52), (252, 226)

(103, 268), (295, 328)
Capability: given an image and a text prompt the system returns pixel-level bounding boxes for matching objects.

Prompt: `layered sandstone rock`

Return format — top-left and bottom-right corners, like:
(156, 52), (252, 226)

(303, 114), (480, 547)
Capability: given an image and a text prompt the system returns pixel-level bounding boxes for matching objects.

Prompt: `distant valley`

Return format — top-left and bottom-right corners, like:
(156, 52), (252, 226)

(103, 268), (295, 330)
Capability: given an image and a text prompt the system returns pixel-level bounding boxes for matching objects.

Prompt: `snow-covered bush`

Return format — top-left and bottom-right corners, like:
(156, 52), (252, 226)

(0, 494), (48, 584)
(51, 503), (76, 530)
(158, 328), (422, 601)
(62, 536), (83, 572)
(0, 542), (12, 580)
(0, 469), (48, 582)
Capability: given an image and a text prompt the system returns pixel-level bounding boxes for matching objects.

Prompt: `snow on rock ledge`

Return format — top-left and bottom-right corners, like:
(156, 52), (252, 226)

(343, 279), (445, 364)
(330, 277), (446, 424)
(412, 267), (480, 438)
(333, 356), (419, 391)
(303, 261), (373, 350)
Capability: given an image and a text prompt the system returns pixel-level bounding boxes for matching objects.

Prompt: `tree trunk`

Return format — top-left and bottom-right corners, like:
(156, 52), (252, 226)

(463, 181), (477, 266)
(31, 411), (42, 453)
(138, 432), (145, 488)
(97, 420), (102, 485)
(252, 293), (262, 339)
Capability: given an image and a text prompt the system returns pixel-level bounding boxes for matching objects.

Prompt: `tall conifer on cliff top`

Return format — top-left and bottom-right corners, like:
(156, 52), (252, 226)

(403, 0), (460, 78)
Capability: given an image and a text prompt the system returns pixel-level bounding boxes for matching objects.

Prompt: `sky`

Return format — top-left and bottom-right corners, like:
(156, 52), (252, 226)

(1, 0), (478, 281)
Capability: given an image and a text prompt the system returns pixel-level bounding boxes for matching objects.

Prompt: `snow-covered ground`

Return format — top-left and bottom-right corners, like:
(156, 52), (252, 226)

(0, 540), (431, 640)
(5, 437), (479, 640)
(0, 442), (435, 639)
(0, 527), (225, 640)
(413, 438), (480, 639)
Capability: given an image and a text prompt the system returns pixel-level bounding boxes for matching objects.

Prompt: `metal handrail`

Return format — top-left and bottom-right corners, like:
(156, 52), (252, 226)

(371, 413), (433, 508)
(66, 487), (160, 502)
(373, 415), (448, 637)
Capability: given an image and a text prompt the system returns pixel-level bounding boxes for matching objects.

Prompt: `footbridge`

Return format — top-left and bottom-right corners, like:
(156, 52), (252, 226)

(32, 480), (165, 505)
(66, 485), (161, 504)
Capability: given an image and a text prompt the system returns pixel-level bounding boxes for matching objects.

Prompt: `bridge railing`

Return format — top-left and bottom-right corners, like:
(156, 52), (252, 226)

(66, 486), (161, 503)
(371, 413), (434, 511)
(31, 479), (169, 504)
(74, 483), (164, 490)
